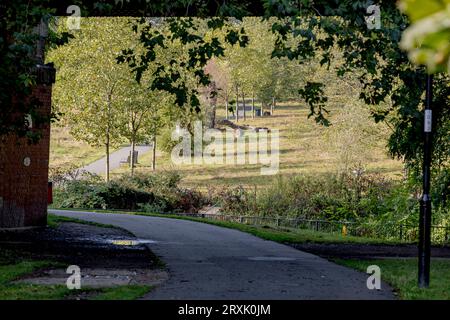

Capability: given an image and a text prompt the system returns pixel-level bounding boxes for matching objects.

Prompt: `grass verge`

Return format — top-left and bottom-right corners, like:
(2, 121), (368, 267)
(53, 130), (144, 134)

(0, 257), (70, 300)
(90, 285), (152, 300)
(336, 258), (450, 300)
(50, 208), (405, 245)
(1, 217), (153, 300)
(0, 250), (152, 300)
(47, 213), (126, 231)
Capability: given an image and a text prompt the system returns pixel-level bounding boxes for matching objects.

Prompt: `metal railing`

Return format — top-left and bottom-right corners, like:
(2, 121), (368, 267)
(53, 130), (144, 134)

(174, 212), (450, 244)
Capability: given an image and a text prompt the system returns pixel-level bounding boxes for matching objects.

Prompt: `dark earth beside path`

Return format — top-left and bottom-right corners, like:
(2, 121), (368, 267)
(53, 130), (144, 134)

(0, 221), (169, 299)
(289, 243), (450, 260)
(0, 222), (160, 269)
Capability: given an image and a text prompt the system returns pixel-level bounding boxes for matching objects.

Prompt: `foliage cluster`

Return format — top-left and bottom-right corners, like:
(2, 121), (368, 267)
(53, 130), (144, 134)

(53, 170), (205, 213)
(214, 170), (450, 241)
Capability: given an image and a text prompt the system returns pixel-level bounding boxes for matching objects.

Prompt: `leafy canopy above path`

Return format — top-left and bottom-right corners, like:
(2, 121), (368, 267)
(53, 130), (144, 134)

(1, 0), (449, 170)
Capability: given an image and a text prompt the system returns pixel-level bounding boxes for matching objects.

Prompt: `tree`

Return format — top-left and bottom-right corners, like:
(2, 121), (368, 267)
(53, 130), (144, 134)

(118, 79), (170, 175)
(48, 17), (140, 181)
(5, 1), (450, 171)
(267, 2), (450, 171)
(216, 17), (306, 118)
(399, 0), (450, 73)
(204, 59), (232, 120)
(0, 2), (69, 142)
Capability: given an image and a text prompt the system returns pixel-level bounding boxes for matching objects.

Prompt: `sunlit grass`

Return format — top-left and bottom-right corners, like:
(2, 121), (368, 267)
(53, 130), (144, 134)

(90, 285), (152, 300)
(50, 126), (106, 168)
(337, 258), (450, 300)
(109, 102), (403, 190)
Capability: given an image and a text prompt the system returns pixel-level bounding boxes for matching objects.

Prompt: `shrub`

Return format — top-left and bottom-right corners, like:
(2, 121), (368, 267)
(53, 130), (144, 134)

(215, 186), (254, 215)
(173, 188), (206, 213)
(117, 171), (181, 190)
(97, 181), (155, 211)
(55, 175), (107, 209)
(216, 172), (398, 222)
(53, 171), (205, 213)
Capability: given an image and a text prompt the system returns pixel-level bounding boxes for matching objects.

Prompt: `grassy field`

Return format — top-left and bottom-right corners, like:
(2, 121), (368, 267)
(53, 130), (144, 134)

(107, 102), (403, 189)
(50, 102), (403, 189)
(50, 126), (106, 169)
(337, 258), (450, 300)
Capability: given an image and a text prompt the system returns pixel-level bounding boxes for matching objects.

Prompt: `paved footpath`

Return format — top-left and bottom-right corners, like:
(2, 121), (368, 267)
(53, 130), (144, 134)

(49, 209), (394, 300)
(79, 145), (151, 175)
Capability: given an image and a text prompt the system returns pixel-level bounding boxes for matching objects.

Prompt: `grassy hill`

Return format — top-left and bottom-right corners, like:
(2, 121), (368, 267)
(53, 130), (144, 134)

(49, 101), (403, 189)
(105, 101), (404, 189)
(50, 126), (106, 169)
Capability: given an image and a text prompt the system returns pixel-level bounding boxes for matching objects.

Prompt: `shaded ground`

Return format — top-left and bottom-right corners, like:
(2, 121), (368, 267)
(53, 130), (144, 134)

(51, 210), (395, 299)
(0, 221), (167, 297)
(0, 222), (158, 268)
(289, 243), (450, 260)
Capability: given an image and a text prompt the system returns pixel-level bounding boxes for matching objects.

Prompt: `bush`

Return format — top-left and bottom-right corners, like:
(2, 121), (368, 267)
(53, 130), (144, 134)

(158, 127), (180, 153)
(216, 172), (398, 222)
(117, 171), (181, 190)
(53, 171), (206, 213)
(54, 175), (107, 209)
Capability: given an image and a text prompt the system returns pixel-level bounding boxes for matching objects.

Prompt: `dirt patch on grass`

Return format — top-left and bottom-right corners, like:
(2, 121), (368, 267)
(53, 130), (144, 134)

(15, 268), (168, 289)
(0, 222), (167, 294)
(289, 242), (450, 260)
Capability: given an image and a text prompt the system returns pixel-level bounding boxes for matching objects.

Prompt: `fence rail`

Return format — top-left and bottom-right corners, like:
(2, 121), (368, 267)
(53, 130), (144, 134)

(175, 212), (450, 244)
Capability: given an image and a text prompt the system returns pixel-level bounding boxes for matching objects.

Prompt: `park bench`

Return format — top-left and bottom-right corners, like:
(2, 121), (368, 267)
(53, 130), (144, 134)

(120, 150), (139, 166)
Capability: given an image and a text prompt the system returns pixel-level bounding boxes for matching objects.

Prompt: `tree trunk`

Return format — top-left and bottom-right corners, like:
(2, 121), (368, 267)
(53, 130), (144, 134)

(271, 97), (274, 115)
(251, 93), (255, 118)
(261, 102), (264, 117)
(130, 139), (136, 176)
(105, 99), (111, 182)
(152, 134), (156, 171)
(235, 85), (239, 122)
(242, 92), (246, 121)
(211, 104), (216, 128)
(105, 142), (110, 182)
(225, 93), (229, 120)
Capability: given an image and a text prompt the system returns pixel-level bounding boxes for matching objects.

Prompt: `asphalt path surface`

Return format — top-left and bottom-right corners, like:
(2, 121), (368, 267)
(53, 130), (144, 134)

(49, 209), (394, 300)
(79, 145), (152, 175)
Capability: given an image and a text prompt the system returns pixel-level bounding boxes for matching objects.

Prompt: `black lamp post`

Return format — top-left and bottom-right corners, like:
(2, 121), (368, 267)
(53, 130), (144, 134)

(418, 74), (433, 288)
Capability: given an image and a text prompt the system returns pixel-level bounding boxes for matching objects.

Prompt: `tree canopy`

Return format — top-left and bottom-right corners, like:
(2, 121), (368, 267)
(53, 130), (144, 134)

(2, 0), (449, 172)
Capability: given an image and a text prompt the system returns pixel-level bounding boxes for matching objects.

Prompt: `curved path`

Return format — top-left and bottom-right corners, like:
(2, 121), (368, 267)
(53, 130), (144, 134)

(49, 209), (394, 300)
(79, 145), (152, 175)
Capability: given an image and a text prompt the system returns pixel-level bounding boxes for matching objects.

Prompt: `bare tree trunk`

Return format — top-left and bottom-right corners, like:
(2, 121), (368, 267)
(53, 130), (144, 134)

(105, 141), (110, 182)
(271, 97), (274, 115)
(235, 86), (239, 122)
(105, 99), (111, 182)
(225, 93), (229, 120)
(152, 134), (156, 171)
(251, 93), (255, 118)
(211, 104), (216, 128)
(242, 92), (246, 121)
(261, 101), (264, 117)
(130, 138), (136, 176)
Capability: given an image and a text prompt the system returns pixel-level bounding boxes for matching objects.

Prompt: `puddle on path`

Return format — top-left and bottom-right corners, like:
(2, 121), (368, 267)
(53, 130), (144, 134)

(107, 239), (158, 246)
(76, 237), (158, 246)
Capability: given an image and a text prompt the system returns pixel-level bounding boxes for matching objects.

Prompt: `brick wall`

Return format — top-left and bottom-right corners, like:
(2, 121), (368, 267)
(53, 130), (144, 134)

(0, 83), (53, 228)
